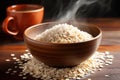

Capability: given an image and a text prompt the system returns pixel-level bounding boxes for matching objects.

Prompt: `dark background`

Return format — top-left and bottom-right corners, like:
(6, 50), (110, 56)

(0, 0), (120, 43)
(0, 0), (120, 22)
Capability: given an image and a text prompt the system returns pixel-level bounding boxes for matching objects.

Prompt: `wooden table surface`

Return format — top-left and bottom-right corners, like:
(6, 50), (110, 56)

(0, 18), (120, 80)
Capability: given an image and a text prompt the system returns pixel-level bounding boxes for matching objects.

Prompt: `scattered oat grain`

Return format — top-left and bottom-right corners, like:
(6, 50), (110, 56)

(22, 76), (27, 79)
(5, 59), (10, 62)
(88, 78), (91, 80)
(105, 74), (110, 78)
(11, 53), (15, 57)
(12, 57), (17, 60)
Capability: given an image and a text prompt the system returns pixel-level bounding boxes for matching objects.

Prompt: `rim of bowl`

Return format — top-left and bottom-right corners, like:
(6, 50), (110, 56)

(24, 22), (102, 45)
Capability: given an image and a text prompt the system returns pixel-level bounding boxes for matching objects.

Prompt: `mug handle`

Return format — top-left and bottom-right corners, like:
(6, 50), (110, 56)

(2, 16), (19, 35)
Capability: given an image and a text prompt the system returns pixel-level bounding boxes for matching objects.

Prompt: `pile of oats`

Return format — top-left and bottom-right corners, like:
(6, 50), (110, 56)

(5, 50), (113, 80)
(35, 23), (93, 43)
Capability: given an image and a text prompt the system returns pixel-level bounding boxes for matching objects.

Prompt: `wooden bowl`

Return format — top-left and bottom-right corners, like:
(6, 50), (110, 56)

(24, 22), (102, 67)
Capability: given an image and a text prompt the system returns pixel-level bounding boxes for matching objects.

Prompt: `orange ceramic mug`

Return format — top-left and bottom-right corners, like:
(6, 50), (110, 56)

(2, 4), (44, 40)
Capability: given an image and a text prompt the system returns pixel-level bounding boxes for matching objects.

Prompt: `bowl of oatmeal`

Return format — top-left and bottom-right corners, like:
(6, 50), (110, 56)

(24, 21), (102, 67)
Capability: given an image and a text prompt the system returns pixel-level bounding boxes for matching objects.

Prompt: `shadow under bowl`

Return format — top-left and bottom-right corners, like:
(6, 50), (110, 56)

(24, 22), (102, 67)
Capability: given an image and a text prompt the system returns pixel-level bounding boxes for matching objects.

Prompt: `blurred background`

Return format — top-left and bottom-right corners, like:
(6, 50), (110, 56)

(0, 0), (120, 43)
(0, 0), (120, 22)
